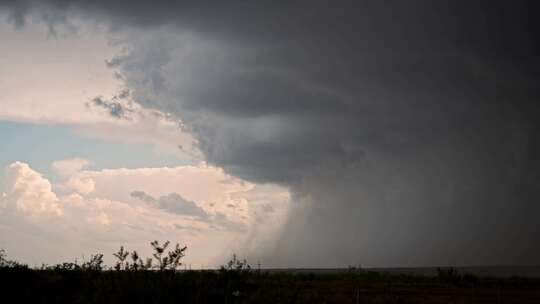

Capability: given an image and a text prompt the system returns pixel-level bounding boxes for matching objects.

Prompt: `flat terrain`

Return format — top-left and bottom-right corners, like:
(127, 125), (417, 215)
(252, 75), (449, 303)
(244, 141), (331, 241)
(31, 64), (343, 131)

(1, 266), (540, 303)
(266, 265), (540, 277)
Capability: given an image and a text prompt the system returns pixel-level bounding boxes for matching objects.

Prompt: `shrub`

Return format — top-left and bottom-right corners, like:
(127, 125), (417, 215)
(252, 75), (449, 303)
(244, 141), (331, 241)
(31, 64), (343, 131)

(82, 254), (104, 271)
(113, 246), (130, 270)
(151, 240), (187, 271)
(0, 249), (27, 269)
(220, 254), (251, 274)
(111, 241), (187, 271)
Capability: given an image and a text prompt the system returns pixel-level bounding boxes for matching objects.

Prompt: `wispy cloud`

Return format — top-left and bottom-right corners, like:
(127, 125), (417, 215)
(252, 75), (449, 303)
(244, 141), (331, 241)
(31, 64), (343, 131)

(131, 190), (247, 232)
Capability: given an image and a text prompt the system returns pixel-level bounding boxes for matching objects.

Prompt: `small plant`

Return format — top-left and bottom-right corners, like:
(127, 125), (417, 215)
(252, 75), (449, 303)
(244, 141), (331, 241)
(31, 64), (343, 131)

(128, 251), (154, 271)
(143, 257), (153, 270)
(0, 249), (6, 266)
(166, 243), (188, 270)
(113, 246), (130, 270)
(151, 240), (187, 270)
(51, 261), (81, 271)
(82, 254), (104, 271)
(151, 240), (169, 270)
(111, 241), (186, 271)
(129, 250), (142, 270)
(0, 249), (27, 269)
(220, 254), (251, 273)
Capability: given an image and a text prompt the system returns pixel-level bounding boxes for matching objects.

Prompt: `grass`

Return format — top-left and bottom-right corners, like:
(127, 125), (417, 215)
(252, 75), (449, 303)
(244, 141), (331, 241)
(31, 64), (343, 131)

(1, 244), (539, 303)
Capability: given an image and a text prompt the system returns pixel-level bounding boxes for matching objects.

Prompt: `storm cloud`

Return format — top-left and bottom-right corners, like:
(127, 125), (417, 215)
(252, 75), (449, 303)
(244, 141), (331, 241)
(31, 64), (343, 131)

(4, 1), (540, 266)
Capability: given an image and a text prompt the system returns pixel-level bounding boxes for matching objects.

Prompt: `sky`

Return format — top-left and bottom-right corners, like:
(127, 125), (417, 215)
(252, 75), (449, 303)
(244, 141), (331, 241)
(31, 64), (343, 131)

(0, 1), (539, 268)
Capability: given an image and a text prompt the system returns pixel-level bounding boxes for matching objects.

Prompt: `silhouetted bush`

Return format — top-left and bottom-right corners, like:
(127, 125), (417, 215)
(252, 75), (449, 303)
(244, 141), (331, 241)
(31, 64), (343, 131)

(0, 248), (27, 269)
(220, 254), (252, 274)
(109, 240), (187, 271)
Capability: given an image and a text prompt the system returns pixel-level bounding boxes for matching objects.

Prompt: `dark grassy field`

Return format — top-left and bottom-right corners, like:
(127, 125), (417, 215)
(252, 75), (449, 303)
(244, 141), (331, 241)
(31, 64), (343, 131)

(2, 265), (540, 303)
(1, 245), (539, 303)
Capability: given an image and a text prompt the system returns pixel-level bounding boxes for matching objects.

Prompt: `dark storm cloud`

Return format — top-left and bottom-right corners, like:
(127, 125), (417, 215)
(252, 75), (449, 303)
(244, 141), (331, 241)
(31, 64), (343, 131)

(87, 96), (131, 119)
(3, 1), (540, 266)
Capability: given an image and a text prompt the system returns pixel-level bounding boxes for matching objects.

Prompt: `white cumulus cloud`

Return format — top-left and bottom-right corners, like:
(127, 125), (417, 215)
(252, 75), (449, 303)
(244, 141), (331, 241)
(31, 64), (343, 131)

(2, 161), (62, 216)
(0, 160), (291, 267)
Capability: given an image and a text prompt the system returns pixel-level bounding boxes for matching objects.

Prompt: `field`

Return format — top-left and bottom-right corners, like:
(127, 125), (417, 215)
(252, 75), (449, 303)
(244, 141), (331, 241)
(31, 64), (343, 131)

(2, 265), (540, 303)
(1, 245), (539, 303)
